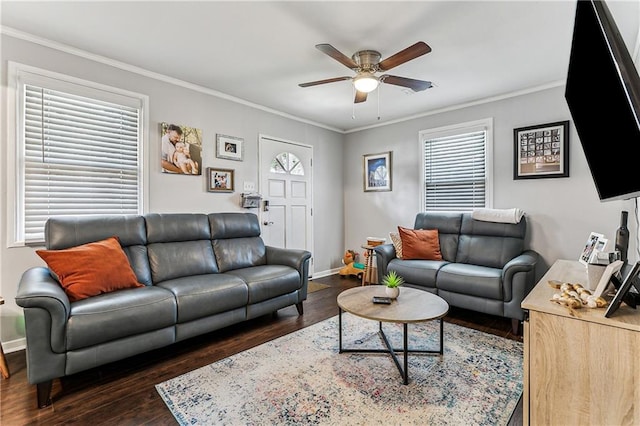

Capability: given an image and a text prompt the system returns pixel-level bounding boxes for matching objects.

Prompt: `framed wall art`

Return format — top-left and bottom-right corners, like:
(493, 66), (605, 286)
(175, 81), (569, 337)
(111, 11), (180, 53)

(363, 151), (392, 192)
(206, 167), (235, 193)
(216, 134), (244, 161)
(513, 120), (569, 180)
(160, 122), (203, 175)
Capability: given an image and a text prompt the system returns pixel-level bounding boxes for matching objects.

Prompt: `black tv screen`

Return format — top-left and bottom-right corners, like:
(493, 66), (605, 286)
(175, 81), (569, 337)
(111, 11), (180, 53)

(565, 0), (640, 202)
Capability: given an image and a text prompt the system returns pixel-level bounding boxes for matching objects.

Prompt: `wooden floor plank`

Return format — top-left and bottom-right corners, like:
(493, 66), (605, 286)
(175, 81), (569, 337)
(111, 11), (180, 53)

(0, 275), (522, 425)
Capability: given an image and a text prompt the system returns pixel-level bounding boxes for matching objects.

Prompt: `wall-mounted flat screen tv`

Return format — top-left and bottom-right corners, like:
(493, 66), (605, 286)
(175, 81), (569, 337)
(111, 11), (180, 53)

(565, 0), (640, 202)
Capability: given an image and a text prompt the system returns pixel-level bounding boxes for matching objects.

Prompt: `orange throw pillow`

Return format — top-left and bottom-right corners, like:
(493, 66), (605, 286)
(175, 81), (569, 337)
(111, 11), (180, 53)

(397, 226), (443, 260)
(36, 236), (143, 302)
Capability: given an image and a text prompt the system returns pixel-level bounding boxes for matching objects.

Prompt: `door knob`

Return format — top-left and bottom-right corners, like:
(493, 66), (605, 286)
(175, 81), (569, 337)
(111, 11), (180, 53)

(263, 221), (274, 226)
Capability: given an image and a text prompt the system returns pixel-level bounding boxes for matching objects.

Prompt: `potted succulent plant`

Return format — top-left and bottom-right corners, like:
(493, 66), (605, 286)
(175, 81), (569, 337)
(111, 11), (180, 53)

(382, 270), (404, 299)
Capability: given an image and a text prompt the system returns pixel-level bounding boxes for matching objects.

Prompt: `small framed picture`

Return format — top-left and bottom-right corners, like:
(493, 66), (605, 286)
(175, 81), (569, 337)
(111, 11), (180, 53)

(363, 151), (392, 192)
(216, 134), (244, 161)
(579, 232), (608, 266)
(513, 120), (569, 180)
(206, 167), (235, 193)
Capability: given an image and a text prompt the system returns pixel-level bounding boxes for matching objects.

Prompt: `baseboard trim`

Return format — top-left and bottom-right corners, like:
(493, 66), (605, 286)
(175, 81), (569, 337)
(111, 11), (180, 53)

(310, 268), (340, 279)
(2, 337), (26, 354)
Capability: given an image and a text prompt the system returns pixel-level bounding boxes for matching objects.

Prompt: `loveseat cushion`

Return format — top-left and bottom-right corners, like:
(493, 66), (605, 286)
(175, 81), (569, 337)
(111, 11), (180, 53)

(156, 273), (248, 323)
(66, 286), (176, 351)
(413, 212), (462, 262)
(456, 214), (526, 269)
(226, 265), (300, 304)
(436, 263), (503, 300)
(388, 259), (448, 289)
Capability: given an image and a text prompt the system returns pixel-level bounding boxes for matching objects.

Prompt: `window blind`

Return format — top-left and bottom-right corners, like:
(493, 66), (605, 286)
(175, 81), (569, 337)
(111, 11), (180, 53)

(423, 130), (486, 211)
(23, 84), (141, 243)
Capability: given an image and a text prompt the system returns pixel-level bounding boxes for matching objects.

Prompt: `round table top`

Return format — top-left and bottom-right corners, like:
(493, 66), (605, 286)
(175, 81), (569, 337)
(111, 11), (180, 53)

(337, 286), (449, 324)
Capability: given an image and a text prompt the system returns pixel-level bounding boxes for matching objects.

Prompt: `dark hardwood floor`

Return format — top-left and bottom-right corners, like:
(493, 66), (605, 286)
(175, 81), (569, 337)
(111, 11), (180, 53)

(0, 275), (523, 425)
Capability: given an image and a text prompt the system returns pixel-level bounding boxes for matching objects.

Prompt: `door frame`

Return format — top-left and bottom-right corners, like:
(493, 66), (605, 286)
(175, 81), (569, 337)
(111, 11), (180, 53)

(258, 133), (314, 275)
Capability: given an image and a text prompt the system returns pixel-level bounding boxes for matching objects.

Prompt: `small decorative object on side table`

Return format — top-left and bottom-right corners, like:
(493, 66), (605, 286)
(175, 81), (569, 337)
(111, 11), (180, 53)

(0, 297), (9, 379)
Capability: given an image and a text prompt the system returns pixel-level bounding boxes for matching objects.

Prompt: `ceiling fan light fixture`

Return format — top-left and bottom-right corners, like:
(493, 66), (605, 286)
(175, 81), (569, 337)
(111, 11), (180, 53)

(353, 73), (379, 93)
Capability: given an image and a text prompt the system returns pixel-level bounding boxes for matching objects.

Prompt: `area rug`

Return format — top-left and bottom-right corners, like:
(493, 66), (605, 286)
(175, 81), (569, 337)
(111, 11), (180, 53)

(307, 281), (331, 293)
(156, 314), (523, 425)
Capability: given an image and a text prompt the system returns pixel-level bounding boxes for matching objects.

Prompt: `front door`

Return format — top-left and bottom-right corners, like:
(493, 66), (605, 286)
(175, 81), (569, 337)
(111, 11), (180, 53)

(258, 135), (313, 275)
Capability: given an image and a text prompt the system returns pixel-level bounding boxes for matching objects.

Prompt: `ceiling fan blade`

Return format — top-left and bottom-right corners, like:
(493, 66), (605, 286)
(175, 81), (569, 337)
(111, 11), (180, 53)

(380, 75), (433, 92)
(316, 44), (359, 70)
(298, 76), (352, 88)
(378, 41), (432, 71)
(354, 91), (368, 103)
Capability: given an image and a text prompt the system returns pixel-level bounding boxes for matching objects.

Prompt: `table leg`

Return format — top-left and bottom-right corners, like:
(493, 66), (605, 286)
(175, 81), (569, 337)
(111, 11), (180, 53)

(338, 307), (343, 353)
(0, 343), (9, 379)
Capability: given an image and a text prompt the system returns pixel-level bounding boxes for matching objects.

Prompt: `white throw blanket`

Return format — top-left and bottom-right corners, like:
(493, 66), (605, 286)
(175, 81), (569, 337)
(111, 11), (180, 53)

(472, 208), (525, 224)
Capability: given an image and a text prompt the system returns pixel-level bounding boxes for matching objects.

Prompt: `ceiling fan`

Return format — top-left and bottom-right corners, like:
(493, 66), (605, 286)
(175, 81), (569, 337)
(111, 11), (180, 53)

(298, 41), (433, 103)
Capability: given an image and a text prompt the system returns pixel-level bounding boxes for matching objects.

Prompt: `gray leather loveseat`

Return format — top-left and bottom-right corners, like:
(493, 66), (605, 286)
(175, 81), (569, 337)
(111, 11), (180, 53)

(16, 212), (311, 408)
(375, 212), (538, 333)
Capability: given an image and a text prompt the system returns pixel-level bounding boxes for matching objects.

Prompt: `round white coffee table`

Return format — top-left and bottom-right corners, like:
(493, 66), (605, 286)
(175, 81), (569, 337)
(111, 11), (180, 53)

(337, 286), (449, 384)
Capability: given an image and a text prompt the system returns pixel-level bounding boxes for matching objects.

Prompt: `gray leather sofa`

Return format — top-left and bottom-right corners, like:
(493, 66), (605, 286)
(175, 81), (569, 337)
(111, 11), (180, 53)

(15, 212), (311, 408)
(375, 212), (538, 333)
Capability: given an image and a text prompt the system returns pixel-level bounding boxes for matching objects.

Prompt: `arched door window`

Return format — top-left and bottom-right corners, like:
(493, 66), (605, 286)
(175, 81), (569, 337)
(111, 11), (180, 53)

(270, 152), (304, 175)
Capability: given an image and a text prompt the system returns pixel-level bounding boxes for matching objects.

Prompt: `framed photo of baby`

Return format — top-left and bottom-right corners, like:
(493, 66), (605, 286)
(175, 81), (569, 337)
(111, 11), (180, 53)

(207, 167), (235, 193)
(160, 122), (203, 175)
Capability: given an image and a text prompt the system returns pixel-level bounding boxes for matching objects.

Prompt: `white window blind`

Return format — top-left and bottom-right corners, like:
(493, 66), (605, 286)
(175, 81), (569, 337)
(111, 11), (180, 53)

(423, 130), (486, 211)
(22, 84), (141, 243)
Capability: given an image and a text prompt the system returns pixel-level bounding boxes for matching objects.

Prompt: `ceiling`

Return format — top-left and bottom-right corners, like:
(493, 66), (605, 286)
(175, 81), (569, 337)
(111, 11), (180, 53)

(2, 1), (640, 132)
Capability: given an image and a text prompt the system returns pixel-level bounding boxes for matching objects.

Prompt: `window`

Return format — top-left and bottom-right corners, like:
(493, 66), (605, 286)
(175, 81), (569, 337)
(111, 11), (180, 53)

(270, 152), (304, 175)
(420, 119), (493, 212)
(10, 63), (146, 245)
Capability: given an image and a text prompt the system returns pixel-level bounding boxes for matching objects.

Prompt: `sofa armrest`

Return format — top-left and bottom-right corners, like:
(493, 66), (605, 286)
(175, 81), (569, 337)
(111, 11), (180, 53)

(502, 250), (539, 280)
(265, 246), (312, 272)
(374, 244), (397, 282)
(16, 267), (71, 324)
(502, 250), (540, 320)
(15, 267), (70, 383)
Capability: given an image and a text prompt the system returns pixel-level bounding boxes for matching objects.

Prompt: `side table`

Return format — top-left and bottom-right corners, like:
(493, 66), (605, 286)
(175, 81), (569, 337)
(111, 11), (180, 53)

(0, 297), (9, 379)
(360, 244), (376, 286)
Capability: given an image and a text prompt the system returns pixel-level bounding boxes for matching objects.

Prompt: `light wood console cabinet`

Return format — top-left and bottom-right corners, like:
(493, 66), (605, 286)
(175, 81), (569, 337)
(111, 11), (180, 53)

(522, 259), (640, 425)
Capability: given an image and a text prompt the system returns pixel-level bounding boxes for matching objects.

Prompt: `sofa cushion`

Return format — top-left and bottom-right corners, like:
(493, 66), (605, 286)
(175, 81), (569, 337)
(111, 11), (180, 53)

(213, 237), (267, 272)
(226, 265), (300, 304)
(388, 258), (448, 289)
(156, 273), (248, 323)
(36, 236), (144, 302)
(145, 213), (211, 243)
(398, 227), (443, 260)
(66, 286), (176, 351)
(148, 241), (218, 283)
(209, 212), (261, 239)
(436, 263), (503, 300)
(43, 215), (153, 285)
(389, 232), (404, 259)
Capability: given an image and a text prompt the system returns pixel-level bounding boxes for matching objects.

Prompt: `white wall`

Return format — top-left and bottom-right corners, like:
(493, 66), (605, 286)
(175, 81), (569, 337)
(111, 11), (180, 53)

(0, 34), (345, 349)
(344, 86), (636, 277)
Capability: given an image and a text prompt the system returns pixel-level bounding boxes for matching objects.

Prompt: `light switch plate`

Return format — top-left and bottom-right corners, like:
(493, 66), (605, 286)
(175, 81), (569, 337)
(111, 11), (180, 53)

(243, 181), (255, 192)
